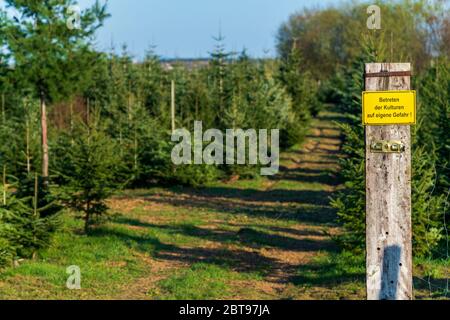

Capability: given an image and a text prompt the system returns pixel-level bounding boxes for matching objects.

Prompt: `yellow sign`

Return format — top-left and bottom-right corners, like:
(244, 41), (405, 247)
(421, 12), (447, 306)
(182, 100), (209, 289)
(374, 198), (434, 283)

(362, 90), (416, 125)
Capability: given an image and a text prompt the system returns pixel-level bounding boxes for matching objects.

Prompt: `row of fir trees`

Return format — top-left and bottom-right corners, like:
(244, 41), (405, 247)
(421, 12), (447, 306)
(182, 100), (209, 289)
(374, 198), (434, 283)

(0, 1), (320, 267)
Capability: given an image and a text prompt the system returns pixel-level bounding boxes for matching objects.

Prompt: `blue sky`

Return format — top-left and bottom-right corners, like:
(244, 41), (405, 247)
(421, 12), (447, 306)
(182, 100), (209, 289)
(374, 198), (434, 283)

(75, 0), (341, 59)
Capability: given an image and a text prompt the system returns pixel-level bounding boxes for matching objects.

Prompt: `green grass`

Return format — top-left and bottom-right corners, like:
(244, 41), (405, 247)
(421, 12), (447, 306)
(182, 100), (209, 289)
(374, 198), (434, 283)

(413, 256), (449, 299)
(276, 251), (366, 300)
(0, 107), (447, 300)
(292, 251), (365, 289)
(0, 215), (150, 299)
(150, 263), (261, 300)
(0, 203), (281, 299)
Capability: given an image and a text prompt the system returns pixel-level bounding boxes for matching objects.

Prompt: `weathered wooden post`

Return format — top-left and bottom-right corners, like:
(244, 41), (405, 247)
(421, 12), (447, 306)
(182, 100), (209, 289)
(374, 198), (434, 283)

(171, 80), (176, 134)
(363, 63), (416, 300)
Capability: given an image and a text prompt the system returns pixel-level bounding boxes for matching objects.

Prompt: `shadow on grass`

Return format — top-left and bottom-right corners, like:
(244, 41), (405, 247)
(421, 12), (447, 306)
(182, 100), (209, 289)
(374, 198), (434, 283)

(290, 150), (341, 160)
(101, 216), (338, 279)
(306, 129), (341, 138)
(315, 113), (349, 124)
(155, 246), (282, 275)
(88, 226), (175, 254)
(148, 191), (337, 225)
(272, 167), (340, 186)
(413, 277), (449, 299)
(146, 222), (337, 253)
(115, 188), (338, 225)
(89, 222), (286, 276)
(279, 158), (339, 167)
(315, 147), (341, 155)
(289, 252), (365, 287)
(113, 216), (338, 252)
(266, 226), (327, 237)
(195, 187), (333, 204)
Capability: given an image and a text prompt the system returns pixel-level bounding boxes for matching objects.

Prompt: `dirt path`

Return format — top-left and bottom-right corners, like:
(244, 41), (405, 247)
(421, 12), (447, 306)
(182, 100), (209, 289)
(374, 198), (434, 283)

(111, 106), (346, 299)
(0, 106), (444, 300)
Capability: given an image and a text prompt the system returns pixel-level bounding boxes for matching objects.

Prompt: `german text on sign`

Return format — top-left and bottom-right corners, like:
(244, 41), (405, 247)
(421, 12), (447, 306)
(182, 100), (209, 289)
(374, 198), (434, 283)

(362, 90), (416, 125)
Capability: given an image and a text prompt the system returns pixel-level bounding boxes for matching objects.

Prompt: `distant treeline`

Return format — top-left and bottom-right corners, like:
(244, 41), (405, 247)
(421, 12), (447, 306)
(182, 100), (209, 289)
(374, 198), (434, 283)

(277, 0), (449, 79)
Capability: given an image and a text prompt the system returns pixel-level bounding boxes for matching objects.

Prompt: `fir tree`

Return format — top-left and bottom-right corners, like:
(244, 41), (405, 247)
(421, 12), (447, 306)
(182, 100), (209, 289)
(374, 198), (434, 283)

(3, 0), (109, 183)
(140, 47), (164, 118)
(277, 44), (322, 148)
(209, 33), (233, 128)
(57, 116), (122, 233)
(0, 169), (61, 267)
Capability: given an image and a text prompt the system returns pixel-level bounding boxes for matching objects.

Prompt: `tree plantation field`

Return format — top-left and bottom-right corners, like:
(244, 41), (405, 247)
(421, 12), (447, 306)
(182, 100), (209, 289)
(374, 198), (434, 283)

(0, 0), (449, 301)
(0, 109), (446, 300)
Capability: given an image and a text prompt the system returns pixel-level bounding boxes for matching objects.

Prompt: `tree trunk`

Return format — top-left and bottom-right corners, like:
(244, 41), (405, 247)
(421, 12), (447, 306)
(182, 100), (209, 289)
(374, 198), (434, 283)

(26, 119), (31, 174)
(1, 93), (5, 124)
(40, 97), (49, 184)
(85, 202), (91, 234)
(2, 165), (6, 206)
(171, 80), (176, 134)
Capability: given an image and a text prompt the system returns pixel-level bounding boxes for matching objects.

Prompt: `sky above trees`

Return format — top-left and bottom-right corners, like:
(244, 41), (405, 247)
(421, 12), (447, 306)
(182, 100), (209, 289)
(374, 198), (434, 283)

(75, 0), (339, 59)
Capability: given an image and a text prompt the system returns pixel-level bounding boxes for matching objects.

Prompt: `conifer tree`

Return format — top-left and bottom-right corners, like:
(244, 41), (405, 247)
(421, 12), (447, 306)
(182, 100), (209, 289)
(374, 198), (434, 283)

(56, 115), (122, 233)
(140, 47), (164, 117)
(416, 58), (450, 193)
(209, 33), (233, 128)
(0, 169), (61, 267)
(0, 11), (11, 125)
(278, 45), (321, 118)
(3, 0), (109, 183)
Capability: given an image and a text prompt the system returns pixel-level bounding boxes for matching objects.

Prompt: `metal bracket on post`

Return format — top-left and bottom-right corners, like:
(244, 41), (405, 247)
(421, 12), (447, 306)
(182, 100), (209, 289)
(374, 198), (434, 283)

(370, 140), (406, 153)
(365, 71), (412, 78)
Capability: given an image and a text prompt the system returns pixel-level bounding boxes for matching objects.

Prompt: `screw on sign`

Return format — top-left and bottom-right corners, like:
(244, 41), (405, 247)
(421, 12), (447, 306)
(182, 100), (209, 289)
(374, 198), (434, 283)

(363, 63), (415, 300)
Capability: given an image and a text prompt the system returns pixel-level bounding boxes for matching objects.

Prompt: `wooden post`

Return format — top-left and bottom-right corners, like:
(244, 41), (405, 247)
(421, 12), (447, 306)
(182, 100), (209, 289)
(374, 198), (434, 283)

(34, 171), (38, 217)
(2, 165), (6, 206)
(1, 93), (5, 124)
(171, 80), (176, 134)
(26, 119), (31, 174)
(40, 97), (49, 183)
(365, 63), (413, 300)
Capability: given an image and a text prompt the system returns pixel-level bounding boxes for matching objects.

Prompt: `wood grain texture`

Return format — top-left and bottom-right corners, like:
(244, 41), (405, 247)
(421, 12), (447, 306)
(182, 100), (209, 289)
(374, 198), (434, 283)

(365, 63), (413, 300)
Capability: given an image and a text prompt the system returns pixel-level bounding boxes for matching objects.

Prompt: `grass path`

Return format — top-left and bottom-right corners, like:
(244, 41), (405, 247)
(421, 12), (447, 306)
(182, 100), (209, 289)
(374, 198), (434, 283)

(105, 107), (352, 300)
(2, 106), (445, 299)
(0, 107), (363, 300)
